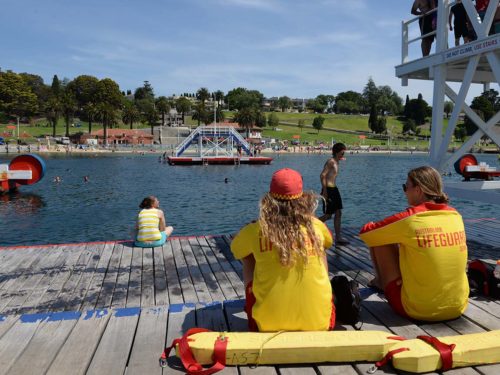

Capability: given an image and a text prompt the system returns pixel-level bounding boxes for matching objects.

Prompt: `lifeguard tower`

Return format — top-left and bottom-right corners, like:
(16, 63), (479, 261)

(396, 0), (500, 204)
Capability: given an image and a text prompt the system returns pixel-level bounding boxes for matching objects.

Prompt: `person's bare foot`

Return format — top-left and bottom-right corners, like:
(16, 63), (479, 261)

(367, 277), (383, 292)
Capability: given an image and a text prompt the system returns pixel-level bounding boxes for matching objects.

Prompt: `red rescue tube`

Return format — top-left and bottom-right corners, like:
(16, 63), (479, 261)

(9, 154), (46, 185)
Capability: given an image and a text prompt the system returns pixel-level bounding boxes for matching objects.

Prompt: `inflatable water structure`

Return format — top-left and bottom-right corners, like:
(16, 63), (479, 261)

(454, 154), (500, 181)
(0, 154), (46, 193)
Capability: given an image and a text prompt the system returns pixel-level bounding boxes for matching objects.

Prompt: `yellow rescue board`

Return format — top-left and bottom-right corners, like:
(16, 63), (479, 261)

(176, 330), (402, 365)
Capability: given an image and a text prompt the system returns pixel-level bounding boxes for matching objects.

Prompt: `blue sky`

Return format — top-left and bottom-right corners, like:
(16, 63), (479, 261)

(0, 0), (483, 102)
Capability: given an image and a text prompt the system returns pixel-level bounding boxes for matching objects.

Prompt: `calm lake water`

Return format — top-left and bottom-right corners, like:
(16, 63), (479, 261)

(1, 152), (499, 246)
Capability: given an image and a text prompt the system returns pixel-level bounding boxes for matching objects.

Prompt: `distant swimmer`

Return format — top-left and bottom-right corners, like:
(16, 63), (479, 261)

(83, 175), (89, 182)
(53, 176), (62, 183)
(224, 178), (229, 183)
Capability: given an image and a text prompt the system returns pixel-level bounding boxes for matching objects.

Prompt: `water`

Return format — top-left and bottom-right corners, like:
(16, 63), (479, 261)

(1, 152), (499, 246)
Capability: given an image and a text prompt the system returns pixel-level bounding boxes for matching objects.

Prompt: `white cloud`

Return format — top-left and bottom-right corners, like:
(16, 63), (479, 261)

(218, 0), (281, 11)
(265, 32), (365, 49)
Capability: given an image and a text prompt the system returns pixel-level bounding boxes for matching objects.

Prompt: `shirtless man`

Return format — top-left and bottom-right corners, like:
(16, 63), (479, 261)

(319, 142), (349, 246)
(411, 0), (437, 56)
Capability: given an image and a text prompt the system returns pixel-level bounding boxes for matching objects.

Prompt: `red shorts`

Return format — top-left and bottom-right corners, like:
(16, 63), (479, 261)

(244, 282), (258, 332)
(384, 278), (410, 319)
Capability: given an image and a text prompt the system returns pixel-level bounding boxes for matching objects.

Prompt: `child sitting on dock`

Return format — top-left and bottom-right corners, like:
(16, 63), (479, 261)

(360, 166), (469, 321)
(231, 168), (335, 331)
(135, 196), (173, 247)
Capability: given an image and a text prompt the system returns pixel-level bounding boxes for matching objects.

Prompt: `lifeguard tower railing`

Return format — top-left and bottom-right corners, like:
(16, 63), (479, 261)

(396, 0), (500, 204)
(173, 125), (252, 157)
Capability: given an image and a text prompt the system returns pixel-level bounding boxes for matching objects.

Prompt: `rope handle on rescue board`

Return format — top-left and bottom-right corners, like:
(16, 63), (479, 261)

(159, 328), (228, 375)
(367, 335), (456, 374)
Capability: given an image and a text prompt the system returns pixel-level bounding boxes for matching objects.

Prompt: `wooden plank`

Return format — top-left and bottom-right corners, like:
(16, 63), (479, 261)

(153, 245), (169, 306)
(205, 236), (244, 295)
(0, 247), (48, 300)
(47, 243), (99, 311)
(6, 311), (81, 375)
(80, 242), (115, 311)
(0, 315), (19, 340)
(86, 307), (140, 375)
(126, 306), (169, 374)
(187, 237), (226, 301)
(196, 302), (238, 375)
(170, 238), (198, 302)
(126, 245), (143, 307)
(180, 238), (213, 303)
(161, 241), (184, 304)
(0, 245), (67, 314)
(141, 246), (156, 307)
(196, 237), (240, 300)
(13, 245), (78, 315)
(0, 312), (49, 374)
(163, 303), (196, 373)
(63, 242), (107, 311)
(0, 247), (39, 287)
(224, 300), (279, 375)
(29, 244), (88, 313)
(46, 309), (112, 375)
(110, 243), (132, 308)
(95, 242), (124, 309)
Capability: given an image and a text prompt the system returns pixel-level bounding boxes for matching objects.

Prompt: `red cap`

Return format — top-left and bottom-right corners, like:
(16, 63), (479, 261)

(270, 168), (303, 200)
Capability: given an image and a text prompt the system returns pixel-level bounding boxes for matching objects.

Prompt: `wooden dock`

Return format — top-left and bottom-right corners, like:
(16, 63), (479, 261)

(0, 218), (499, 374)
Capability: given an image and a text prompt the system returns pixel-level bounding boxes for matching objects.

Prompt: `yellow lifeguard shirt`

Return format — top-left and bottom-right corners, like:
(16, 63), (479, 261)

(231, 217), (333, 332)
(359, 202), (469, 321)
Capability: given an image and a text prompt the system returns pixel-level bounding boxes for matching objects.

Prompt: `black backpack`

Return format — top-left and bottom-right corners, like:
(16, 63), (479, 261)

(331, 275), (361, 326)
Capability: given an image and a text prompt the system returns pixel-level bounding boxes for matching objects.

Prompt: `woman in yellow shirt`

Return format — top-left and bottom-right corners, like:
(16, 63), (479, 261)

(231, 168), (334, 332)
(360, 166), (469, 321)
(135, 196), (174, 247)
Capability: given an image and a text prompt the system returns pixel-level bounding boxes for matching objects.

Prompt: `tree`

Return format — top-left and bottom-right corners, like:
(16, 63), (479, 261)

(66, 75), (99, 110)
(336, 99), (360, 114)
(363, 77), (379, 108)
(196, 87), (211, 108)
(122, 101), (141, 129)
(407, 97), (429, 125)
(214, 90), (225, 104)
(335, 91), (365, 113)
(176, 97), (191, 124)
(298, 119), (305, 132)
(307, 98), (327, 113)
(225, 87), (263, 111)
(96, 103), (117, 145)
(0, 71), (38, 123)
(134, 80), (154, 101)
(20, 73), (50, 111)
(312, 115), (325, 134)
(444, 101), (454, 119)
(51, 75), (61, 97)
(376, 116), (387, 134)
(404, 95), (410, 118)
(60, 91), (77, 137)
(45, 96), (61, 137)
(368, 104), (378, 132)
(95, 78), (122, 143)
(454, 123), (467, 141)
(192, 103), (210, 126)
(82, 102), (97, 133)
(268, 113), (279, 128)
(234, 107), (255, 137)
(255, 110), (266, 128)
(403, 119), (417, 134)
(155, 96), (171, 126)
(278, 96), (292, 112)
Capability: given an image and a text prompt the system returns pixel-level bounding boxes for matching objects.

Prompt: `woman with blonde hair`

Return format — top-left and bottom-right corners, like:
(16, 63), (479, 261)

(231, 168), (334, 332)
(360, 166), (469, 321)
